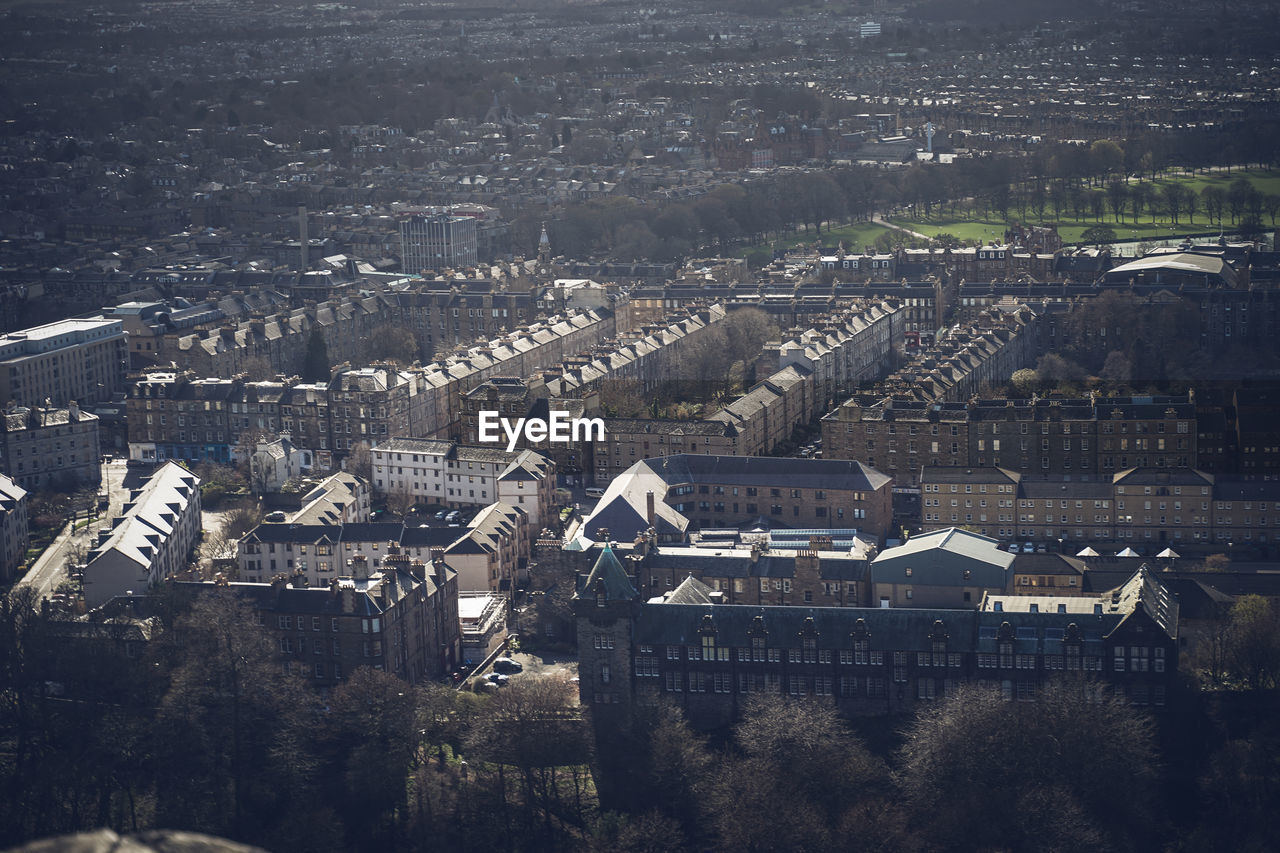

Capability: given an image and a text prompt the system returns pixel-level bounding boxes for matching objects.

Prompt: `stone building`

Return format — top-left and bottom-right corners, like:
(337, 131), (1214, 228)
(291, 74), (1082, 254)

(1, 402), (101, 490)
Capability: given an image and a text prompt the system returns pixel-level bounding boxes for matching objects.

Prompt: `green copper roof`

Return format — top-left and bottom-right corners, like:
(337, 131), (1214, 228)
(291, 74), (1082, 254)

(579, 544), (637, 602)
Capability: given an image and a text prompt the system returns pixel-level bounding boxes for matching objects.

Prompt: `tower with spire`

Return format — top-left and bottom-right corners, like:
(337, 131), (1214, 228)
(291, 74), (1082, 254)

(571, 533), (639, 714)
(537, 222), (551, 266)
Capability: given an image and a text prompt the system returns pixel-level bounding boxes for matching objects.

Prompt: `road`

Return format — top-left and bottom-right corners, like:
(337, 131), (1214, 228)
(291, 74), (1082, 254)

(18, 458), (129, 603)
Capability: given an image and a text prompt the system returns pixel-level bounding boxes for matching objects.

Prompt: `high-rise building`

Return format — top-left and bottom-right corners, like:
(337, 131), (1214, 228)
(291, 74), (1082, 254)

(0, 318), (127, 408)
(400, 213), (478, 273)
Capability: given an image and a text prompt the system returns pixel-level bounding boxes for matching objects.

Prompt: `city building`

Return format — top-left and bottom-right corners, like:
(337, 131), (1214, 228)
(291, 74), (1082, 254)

(581, 454), (894, 543)
(0, 317), (127, 408)
(0, 473), (29, 582)
(628, 532), (874, 607)
(249, 435), (312, 493)
(180, 547), (460, 687)
(869, 528), (1014, 609)
(0, 402), (101, 490)
(573, 547), (1178, 726)
(370, 438), (555, 530)
(400, 213), (478, 273)
(284, 472), (371, 526)
(84, 462), (202, 610)
(919, 465), (1280, 552)
(826, 393), (1197, 487)
(444, 501), (529, 593)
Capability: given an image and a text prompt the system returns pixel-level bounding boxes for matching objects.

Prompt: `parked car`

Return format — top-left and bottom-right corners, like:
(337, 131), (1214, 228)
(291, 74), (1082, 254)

(486, 672), (509, 686)
(493, 657), (523, 674)
(585, 487), (606, 498)
(434, 510), (447, 520)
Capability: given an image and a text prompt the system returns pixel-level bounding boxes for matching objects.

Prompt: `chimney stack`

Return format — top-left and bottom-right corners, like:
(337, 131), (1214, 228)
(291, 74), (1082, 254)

(645, 491), (656, 528)
(349, 553), (370, 581)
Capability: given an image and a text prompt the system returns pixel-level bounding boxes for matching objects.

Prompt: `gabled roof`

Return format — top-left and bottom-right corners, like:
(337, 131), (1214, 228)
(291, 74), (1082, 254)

(657, 575), (716, 605)
(871, 527), (1013, 588)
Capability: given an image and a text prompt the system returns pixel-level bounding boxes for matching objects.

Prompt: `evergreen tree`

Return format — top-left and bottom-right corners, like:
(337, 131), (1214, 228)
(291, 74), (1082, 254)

(303, 329), (330, 383)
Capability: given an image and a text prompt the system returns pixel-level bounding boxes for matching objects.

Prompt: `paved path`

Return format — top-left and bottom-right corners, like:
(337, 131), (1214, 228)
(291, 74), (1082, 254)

(18, 459), (128, 603)
(872, 214), (932, 241)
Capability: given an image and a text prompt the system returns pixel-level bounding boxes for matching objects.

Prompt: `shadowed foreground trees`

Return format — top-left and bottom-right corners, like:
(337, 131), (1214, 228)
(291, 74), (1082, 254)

(897, 679), (1158, 852)
(9, 576), (1280, 853)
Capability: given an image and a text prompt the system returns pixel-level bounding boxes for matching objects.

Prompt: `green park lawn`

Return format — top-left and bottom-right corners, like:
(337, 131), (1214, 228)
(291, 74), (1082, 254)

(889, 168), (1280, 247)
(737, 220), (892, 259)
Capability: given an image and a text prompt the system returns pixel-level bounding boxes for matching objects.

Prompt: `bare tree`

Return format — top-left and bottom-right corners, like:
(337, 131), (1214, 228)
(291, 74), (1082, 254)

(709, 694), (893, 853)
(346, 441), (373, 482)
(599, 378), (649, 418)
(465, 673), (591, 836)
(385, 484), (417, 519)
(364, 324), (421, 366)
(222, 502), (264, 541)
(1224, 595), (1280, 690)
(898, 678), (1157, 850)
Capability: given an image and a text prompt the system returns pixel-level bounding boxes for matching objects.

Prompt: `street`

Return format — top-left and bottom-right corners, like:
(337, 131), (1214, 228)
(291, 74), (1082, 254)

(18, 458), (129, 604)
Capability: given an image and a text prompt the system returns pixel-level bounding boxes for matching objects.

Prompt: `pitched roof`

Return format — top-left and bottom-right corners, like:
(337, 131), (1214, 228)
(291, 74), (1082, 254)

(871, 527), (1013, 588)
(576, 544), (637, 602)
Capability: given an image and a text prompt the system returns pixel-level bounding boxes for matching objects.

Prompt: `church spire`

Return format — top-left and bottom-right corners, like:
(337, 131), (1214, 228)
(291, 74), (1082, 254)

(538, 222), (551, 265)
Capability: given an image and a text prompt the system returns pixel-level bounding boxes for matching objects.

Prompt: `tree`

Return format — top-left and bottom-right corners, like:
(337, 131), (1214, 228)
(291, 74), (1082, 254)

(154, 589), (319, 839)
(1202, 185), (1226, 227)
(1129, 181), (1149, 223)
(1010, 368), (1039, 396)
(365, 324), (420, 366)
(321, 667), (419, 849)
(1080, 224), (1117, 246)
(465, 673), (591, 840)
(1239, 215), (1267, 243)
(303, 328), (331, 383)
(680, 326), (736, 403)
(346, 441), (373, 482)
(385, 483), (417, 519)
(1228, 176), (1253, 223)
(1089, 139), (1124, 185)
(1265, 193), (1280, 226)
(1163, 182), (1189, 225)
(1107, 180), (1128, 223)
(599, 378), (649, 418)
(1204, 552), (1231, 572)
(603, 699), (715, 842)
(710, 694), (894, 853)
(898, 679), (1158, 850)
(1099, 350), (1134, 384)
(1036, 352), (1086, 385)
(1224, 594), (1280, 690)
(721, 308), (777, 382)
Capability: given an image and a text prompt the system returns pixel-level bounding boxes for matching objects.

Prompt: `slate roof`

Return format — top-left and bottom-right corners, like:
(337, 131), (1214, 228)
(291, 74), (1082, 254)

(576, 544), (637, 602)
(872, 527), (1014, 588)
(642, 454), (891, 492)
(86, 462), (198, 572)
